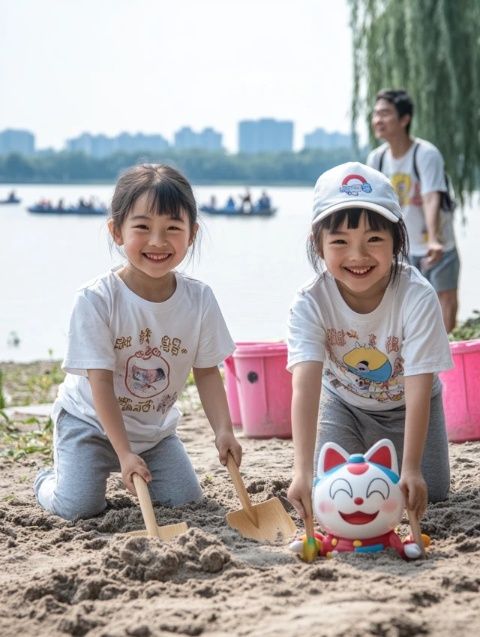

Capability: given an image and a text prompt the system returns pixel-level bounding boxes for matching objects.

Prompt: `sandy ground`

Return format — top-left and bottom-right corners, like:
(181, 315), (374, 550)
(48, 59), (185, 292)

(1, 403), (479, 637)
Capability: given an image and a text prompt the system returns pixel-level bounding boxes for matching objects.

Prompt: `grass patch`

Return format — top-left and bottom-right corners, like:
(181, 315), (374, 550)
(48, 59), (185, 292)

(0, 361), (205, 462)
(450, 310), (480, 341)
(0, 413), (53, 461)
(0, 360), (65, 406)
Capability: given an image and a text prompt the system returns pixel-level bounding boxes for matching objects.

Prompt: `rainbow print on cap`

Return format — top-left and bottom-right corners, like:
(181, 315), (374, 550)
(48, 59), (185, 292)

(339, 174), (373, 197)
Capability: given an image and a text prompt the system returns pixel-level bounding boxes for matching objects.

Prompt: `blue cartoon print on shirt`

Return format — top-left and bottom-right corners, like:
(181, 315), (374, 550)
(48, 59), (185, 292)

(343, 344), (392, 383)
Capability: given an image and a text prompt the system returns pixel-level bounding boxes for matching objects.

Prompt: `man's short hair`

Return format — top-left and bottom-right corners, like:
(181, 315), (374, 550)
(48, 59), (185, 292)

(375, 89), (414, 133)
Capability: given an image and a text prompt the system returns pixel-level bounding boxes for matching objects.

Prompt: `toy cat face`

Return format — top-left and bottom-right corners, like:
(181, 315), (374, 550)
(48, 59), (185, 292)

(313, 439), (404, 540)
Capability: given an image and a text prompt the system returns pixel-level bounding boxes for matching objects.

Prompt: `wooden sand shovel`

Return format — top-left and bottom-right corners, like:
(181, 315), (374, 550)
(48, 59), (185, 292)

(126, 474), (188, 540)
(225, 453), (297, 542)
(407, 508), (427, 559)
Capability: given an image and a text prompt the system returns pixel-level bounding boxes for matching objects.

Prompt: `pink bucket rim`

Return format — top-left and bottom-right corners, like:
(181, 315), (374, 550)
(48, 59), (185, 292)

(449, 338), (480, 354)
(232, 341), (287, 358)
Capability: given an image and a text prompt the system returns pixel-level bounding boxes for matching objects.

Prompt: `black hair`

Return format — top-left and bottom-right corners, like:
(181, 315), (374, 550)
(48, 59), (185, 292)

(110, 164), (198, 238)
(375, 89), (414, 134)
(307, 207), (409, 284)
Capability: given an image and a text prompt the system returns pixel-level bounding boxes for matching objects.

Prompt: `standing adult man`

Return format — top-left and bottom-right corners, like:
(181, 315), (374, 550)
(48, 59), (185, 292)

(367, 89), (459, 332)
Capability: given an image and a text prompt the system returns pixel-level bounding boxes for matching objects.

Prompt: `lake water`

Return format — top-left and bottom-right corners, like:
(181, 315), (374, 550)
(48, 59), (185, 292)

(0, 183), (479, 362)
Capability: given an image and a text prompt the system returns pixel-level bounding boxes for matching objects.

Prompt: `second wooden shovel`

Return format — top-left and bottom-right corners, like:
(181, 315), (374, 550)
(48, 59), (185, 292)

(126, 474), (188, 541)
(225, 453), (297, 543)
(407, 508), (427, 559)
(302, 512), (319, 562)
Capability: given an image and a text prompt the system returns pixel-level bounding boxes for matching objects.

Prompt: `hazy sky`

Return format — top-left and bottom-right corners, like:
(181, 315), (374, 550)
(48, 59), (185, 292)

(0, 0), (353, 152)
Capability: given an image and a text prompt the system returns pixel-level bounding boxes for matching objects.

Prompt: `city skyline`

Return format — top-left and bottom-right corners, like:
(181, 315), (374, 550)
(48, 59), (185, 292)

(0, 0), (355, 153)
(0, 120), (353, 157)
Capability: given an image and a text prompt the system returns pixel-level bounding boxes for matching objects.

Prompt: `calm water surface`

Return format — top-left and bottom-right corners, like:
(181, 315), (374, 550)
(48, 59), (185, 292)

(0, 184), (479, 362)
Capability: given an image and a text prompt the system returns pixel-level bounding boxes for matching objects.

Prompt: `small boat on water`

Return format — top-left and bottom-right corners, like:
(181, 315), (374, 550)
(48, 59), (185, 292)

(27, 204), (107, 216)
(0, 193), (21, 205)
(199, 205), (277, 217)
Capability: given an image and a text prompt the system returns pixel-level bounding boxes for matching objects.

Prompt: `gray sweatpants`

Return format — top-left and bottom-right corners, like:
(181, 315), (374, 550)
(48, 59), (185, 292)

(34, 409), (203, 520)
(314, 388), (450, 502)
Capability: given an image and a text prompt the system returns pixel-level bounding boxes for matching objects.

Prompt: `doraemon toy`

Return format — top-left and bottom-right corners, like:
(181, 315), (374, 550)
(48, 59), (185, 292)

(290, 439), (427, 561)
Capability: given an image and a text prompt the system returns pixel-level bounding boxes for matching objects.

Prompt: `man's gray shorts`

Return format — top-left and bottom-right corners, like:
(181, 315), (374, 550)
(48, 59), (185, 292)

(410, 247), (460, 293)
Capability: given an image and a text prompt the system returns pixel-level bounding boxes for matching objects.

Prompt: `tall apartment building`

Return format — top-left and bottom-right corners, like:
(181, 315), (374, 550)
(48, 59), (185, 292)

(238, 118), (293, 154)
(174, 127), (222, 151)
(66, 132), (169, 158)
(0, 129), (35, 156)
(115, 133), (169, 154)
(67, 133), (111, 157)
(304, 127), (352, 150)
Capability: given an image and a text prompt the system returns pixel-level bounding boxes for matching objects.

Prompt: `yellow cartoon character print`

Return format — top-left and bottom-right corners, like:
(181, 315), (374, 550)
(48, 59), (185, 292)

(390, 173), (411, 207)
(343, 344), (392, 383)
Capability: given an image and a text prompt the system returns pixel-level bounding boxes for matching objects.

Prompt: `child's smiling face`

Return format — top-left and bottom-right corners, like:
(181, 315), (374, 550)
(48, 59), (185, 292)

(110, 192), (196, 280)
(320, 211), (394, 310)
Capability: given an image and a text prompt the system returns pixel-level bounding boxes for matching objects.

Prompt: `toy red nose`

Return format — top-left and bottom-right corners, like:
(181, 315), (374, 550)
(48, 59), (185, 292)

(354, 497), (364, 505)
(347, 463), (368, 474)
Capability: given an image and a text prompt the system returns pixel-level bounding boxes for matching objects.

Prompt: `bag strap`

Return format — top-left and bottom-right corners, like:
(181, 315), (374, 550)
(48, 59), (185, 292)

(377, 147), (387, 173)
(412, 142), (420, 181)
(377, 143), (419, 178)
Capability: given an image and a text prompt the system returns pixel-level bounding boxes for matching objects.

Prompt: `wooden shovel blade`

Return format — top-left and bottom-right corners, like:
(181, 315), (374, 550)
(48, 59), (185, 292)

(126, 521), (188, 541)
(226, 497), (297, 542)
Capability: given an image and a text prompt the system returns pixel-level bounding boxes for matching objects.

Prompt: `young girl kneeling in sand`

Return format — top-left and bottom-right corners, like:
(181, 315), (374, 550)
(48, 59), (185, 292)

(35, 164), (241, 520)
(287, 162), (452, 524)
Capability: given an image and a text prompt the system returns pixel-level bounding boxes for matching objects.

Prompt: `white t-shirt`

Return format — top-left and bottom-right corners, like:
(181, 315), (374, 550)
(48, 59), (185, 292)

(367, 138), (455, 256)
(287, 264), (453, 411)
(53, 268), (235, 453)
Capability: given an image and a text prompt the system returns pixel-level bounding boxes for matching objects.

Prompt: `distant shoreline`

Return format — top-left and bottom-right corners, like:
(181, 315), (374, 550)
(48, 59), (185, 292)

(1, 179), (315, 187)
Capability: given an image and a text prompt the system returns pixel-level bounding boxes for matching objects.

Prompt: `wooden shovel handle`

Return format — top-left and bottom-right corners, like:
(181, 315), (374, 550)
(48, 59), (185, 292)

(304, 512), (315, 540)
(226, 453), (258, 526)
(407, 509), (426, 558)
(132, 473), (159, 537)
(302, 511), (318, 562)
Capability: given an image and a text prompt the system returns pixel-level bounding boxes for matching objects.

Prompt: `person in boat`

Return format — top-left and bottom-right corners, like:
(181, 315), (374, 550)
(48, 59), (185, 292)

(38, 198), (53, 210)
(224, 196), (236, 212)
(240, 188), (252, 213)
(7, 190), (17, 202)
(257, 190), (271, 211)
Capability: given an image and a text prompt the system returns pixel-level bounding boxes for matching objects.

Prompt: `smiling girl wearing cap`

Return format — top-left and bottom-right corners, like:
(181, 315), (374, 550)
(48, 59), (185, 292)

(287, 162), (453, 526)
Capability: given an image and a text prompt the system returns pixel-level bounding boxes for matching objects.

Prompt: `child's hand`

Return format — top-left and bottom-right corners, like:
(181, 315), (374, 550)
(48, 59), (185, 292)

(215, 429), (242, 466)
(400, 469), (428, 520)
(119, 452), (152, 495)
(287, 473), (313, 520)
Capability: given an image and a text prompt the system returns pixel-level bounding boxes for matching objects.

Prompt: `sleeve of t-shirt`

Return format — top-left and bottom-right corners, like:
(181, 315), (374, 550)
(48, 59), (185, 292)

(62, 290), (115, 376)
(417, 145), (447, 195)
(287, 289), (326, 371)
(193, 286), (235, 368)
(401, 287), (453, 376)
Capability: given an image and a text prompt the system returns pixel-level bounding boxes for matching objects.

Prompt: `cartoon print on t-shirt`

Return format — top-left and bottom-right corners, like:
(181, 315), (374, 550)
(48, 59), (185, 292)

(324, 330), (404, 403)
(125, 347), (170, 398)
(343, 344), (392, 383)
(391, 173), (411, 207)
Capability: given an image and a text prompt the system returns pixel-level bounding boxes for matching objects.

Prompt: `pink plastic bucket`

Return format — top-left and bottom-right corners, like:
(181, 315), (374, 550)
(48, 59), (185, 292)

(224, 342), (275, 428)
(224, 354), (243, 428)
(439, 339), (480, 442)
(232, 342), (292, 438)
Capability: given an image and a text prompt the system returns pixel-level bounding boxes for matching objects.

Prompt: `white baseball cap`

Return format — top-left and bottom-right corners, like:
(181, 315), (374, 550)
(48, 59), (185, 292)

(312, 162), (403, 225)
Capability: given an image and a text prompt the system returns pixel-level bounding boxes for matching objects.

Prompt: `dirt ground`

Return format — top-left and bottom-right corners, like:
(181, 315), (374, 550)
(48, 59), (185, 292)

(1, 401), (479, 637)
